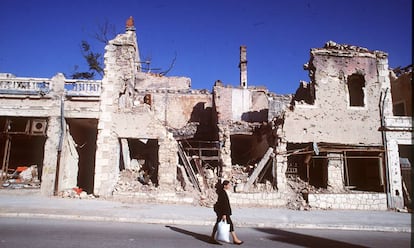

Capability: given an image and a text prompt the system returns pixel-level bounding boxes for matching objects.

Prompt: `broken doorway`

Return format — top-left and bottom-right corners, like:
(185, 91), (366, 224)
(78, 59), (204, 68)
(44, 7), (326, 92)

(286, 143), (328, 189)
(119, 138), (159, 187)
(398, 144), (413, 209)
(65, 118), (98, 194)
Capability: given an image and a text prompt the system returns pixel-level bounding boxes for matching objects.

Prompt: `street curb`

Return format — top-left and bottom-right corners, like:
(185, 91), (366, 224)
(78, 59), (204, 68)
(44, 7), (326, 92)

(0, 212), (410, 233)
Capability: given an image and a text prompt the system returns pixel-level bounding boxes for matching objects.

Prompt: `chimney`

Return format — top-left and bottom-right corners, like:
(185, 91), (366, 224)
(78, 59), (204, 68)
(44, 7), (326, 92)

(239, 45), (247, 88)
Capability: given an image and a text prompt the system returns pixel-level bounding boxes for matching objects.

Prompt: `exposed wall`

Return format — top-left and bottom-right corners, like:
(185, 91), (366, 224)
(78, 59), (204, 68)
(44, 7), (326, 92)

(147, 91), (212, 129)
(283, 42), (392, 145)
(135, 72), (191, 90)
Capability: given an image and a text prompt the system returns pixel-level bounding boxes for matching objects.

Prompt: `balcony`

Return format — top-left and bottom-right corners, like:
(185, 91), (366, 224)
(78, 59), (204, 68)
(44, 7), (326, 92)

(64, 79), (101, 97)
(0, 78), (50, 95)
(0, 77), (101, 98)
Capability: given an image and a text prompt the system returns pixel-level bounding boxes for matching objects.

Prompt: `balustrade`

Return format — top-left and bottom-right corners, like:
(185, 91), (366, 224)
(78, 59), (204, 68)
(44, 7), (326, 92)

(0, 78), (50, 95)
(64, 80), (101, 97)
(0, 77), (102, 98)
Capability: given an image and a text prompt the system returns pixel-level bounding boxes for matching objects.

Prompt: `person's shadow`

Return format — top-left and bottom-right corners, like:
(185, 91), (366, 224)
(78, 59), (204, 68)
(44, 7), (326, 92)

(165, 225), (222, 245)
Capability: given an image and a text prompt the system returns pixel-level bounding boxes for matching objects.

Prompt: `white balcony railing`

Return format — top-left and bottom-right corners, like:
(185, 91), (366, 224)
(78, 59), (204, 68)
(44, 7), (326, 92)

(0, 77), (50, 95)
(64, 79), (101, 97)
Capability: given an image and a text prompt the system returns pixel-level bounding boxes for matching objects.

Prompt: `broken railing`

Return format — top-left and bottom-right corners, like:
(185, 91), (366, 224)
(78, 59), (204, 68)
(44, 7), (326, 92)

(64, 79), (101, 97)
(0, 77), (101, 97)
(0, 77), (50, 95)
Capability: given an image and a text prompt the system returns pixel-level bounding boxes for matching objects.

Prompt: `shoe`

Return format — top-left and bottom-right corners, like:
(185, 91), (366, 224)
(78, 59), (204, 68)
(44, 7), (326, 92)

(233, 241), (244, 245)
(208, 238), (220, 244)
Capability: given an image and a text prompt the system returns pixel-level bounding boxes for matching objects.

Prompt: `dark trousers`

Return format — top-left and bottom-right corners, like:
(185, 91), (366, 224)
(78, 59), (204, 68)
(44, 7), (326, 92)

(213, 215), (234, 234)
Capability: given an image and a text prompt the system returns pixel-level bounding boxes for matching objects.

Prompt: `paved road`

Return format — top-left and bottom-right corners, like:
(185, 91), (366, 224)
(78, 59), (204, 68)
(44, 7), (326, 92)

(0, 218), (410, 248)
(0, 191), (411, 233)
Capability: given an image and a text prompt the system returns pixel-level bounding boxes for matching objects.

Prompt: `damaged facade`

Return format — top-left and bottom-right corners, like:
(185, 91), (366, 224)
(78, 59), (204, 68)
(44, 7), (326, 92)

(1, 18), (412, 210)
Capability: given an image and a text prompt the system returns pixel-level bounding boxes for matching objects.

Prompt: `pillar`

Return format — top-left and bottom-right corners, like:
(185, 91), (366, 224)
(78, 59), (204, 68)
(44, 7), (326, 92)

(327, 153), (345, 192)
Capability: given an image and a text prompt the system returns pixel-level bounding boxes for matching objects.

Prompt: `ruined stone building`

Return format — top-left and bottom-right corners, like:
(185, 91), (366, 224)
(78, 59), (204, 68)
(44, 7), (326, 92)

(1, 18), (412, 211)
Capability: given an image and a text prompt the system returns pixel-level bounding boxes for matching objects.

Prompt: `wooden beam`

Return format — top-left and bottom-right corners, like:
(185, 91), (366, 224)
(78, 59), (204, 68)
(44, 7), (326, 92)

(244, 147), (274, 191)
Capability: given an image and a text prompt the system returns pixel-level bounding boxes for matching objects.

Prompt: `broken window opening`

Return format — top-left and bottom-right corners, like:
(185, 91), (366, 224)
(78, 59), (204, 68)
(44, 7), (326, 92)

(66, 118), (98, 194)
(309, 155), (328, 188)
(291, 81), (315, 106)
(344, 151), (383, 192)
(119, 138), (159, 188)
(0, 117), (46, 189)
(286, 143), (311, 181)
(286, 143), (327, 189)
(347, 74), (365, 107)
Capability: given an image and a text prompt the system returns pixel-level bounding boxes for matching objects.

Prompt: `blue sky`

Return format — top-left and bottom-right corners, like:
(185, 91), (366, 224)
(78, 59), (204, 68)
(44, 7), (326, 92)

(0, 0), (412, 94)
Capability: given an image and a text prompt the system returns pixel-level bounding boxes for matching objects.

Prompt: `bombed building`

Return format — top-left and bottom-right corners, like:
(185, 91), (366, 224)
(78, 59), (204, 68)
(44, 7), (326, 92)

(0, 18), (412, 211)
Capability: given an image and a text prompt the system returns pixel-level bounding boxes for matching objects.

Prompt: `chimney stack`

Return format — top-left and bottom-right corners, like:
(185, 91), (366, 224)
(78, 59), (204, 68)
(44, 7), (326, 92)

(239, 45), (247, 88)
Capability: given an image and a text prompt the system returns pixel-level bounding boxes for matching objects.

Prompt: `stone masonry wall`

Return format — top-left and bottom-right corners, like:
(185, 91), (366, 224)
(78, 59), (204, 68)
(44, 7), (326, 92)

(308, 193), (387, 210)
(94, 29), (139, 196)
(327, 153), (345, 192)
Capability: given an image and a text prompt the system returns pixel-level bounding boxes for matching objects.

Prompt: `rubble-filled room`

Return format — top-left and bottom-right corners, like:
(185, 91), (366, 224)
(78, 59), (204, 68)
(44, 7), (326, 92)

(0, 117), (46, 189)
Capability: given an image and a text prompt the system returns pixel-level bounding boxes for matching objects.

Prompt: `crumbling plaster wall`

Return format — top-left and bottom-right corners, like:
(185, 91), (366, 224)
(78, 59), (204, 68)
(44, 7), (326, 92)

(64, 100), (101, 119)
(135, 72), (191, 90)
(141, 90), (212, 129)
(94, 27), (201, 196)
(283, 43), (392, 146)
(214, 83), (269, 122)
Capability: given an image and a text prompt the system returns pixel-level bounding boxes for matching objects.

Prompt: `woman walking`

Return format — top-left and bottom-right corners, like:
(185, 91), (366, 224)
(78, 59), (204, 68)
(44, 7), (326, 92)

(210, 180), (243, 245)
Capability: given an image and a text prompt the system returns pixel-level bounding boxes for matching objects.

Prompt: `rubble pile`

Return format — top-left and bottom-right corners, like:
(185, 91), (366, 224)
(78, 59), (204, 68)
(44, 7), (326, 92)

(1, 165), (41, 189)
(286, 177), (351, 210)
(286, 177), (312, 210)
(113, 169), (156, 192)
(168, 122), (198, 138)
(59, 187), (96, 199)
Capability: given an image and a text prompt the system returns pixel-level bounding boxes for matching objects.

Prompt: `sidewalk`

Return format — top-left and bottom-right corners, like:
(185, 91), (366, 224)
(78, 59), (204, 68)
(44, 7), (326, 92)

(0, 190), (411, 233)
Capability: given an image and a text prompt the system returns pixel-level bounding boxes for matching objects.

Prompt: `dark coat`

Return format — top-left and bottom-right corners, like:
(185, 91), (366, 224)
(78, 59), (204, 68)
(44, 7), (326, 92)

(214, 189), (232, 216)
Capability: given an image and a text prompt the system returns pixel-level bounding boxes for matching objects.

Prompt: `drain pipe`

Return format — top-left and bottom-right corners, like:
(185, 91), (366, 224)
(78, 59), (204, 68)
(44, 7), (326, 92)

(379, 88), (392, 209)
(54, 95), (65, 195)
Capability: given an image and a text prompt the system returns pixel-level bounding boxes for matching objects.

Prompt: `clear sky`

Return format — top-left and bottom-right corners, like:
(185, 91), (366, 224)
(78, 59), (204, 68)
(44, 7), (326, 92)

(0, 0), (412, 94)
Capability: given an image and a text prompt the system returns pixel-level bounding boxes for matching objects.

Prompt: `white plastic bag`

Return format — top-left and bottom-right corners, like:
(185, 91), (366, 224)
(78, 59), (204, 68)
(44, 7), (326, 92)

(216, 220), (230, 243)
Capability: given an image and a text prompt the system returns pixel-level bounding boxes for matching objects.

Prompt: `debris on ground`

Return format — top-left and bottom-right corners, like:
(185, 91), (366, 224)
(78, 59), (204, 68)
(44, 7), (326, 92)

(1, 165), (41, 189)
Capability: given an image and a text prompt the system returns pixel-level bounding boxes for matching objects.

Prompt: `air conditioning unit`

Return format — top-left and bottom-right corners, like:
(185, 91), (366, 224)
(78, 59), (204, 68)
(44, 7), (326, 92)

(30, 119), (47, 136)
